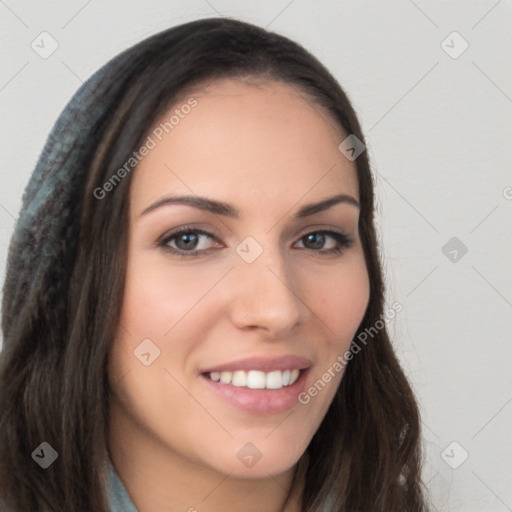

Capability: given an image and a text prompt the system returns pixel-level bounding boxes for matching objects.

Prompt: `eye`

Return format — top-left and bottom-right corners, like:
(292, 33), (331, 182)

(158, 228), (220, 256)
(158, 227), (353, 258)
(294, 230), (353, 254)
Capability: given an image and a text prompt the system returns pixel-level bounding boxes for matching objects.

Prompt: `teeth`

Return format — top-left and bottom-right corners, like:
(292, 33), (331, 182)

(232, 371), (247, 387)
(220, 371), (232, 384)
(266, 370), (283, 389)
(206, 369), (302, 390)
(247, 370), (266, 389)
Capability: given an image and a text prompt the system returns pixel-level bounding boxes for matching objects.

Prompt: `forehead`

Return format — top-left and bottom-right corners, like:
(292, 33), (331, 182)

(130, 78), (359, 215)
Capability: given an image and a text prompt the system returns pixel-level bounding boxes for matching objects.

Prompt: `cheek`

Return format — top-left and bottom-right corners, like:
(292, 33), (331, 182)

(294, 254), (369, 432)
(302, 252), (370, 346)
(119, 256), (218, 339)
(111, 255), (229, 398)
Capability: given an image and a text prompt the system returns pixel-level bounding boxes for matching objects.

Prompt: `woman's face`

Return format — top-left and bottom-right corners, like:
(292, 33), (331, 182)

(108, 78), (370, 479)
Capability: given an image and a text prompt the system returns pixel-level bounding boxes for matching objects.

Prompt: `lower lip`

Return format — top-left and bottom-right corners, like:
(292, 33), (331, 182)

(199, 369), (310, 415)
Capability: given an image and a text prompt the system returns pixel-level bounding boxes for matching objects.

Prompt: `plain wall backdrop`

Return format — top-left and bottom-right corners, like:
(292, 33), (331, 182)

(1, 1), (511, 511)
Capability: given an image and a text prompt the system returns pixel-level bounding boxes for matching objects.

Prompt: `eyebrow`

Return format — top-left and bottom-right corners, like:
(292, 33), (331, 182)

(139, 193), (360, 219)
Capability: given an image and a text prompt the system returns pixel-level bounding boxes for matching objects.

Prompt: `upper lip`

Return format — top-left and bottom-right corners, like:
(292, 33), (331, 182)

(201, 355), (313, 374)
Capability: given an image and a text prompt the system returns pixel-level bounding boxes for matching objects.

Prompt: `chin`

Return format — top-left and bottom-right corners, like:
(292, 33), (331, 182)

(204, 436), (307, 479)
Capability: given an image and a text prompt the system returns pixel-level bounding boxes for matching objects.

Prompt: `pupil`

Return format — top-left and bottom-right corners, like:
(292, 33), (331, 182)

(305, 233), (324, 249)
(176, 233), (198, 250)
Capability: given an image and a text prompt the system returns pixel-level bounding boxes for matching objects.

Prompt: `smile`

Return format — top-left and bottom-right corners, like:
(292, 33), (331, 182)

(206, 369), (301, 390)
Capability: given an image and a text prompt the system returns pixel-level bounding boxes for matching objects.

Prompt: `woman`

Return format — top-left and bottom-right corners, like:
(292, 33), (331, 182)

(0, 17), (429, 512)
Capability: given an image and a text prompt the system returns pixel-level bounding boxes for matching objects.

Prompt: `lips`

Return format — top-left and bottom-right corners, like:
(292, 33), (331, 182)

(199, 355), (313, 414)
(201, 355), (313, 373)
(207, 368), (301, 390)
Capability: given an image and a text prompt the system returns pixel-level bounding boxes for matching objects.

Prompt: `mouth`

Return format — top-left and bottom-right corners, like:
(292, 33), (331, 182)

(205, 368), (301, 390)
(199, 355), (312, 415)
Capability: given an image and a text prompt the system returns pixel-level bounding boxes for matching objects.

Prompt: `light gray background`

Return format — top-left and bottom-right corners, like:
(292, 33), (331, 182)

(1, 1), (511, 511)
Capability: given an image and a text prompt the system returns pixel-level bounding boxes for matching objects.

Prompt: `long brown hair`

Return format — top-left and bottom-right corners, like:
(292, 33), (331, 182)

(0, 17), (428, 511)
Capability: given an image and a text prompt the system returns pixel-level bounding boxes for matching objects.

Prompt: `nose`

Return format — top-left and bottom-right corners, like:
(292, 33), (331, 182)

(227, 247), (304, 338)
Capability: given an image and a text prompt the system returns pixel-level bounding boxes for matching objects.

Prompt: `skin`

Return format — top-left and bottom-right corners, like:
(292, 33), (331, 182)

(107, 78), (370, 512)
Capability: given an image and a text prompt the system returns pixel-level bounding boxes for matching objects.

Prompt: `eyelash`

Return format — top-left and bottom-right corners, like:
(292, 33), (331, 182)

(157, 226), (354, 258)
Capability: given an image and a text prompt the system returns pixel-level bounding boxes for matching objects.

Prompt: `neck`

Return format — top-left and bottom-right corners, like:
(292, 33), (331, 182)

(108, 400), (305, 512)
